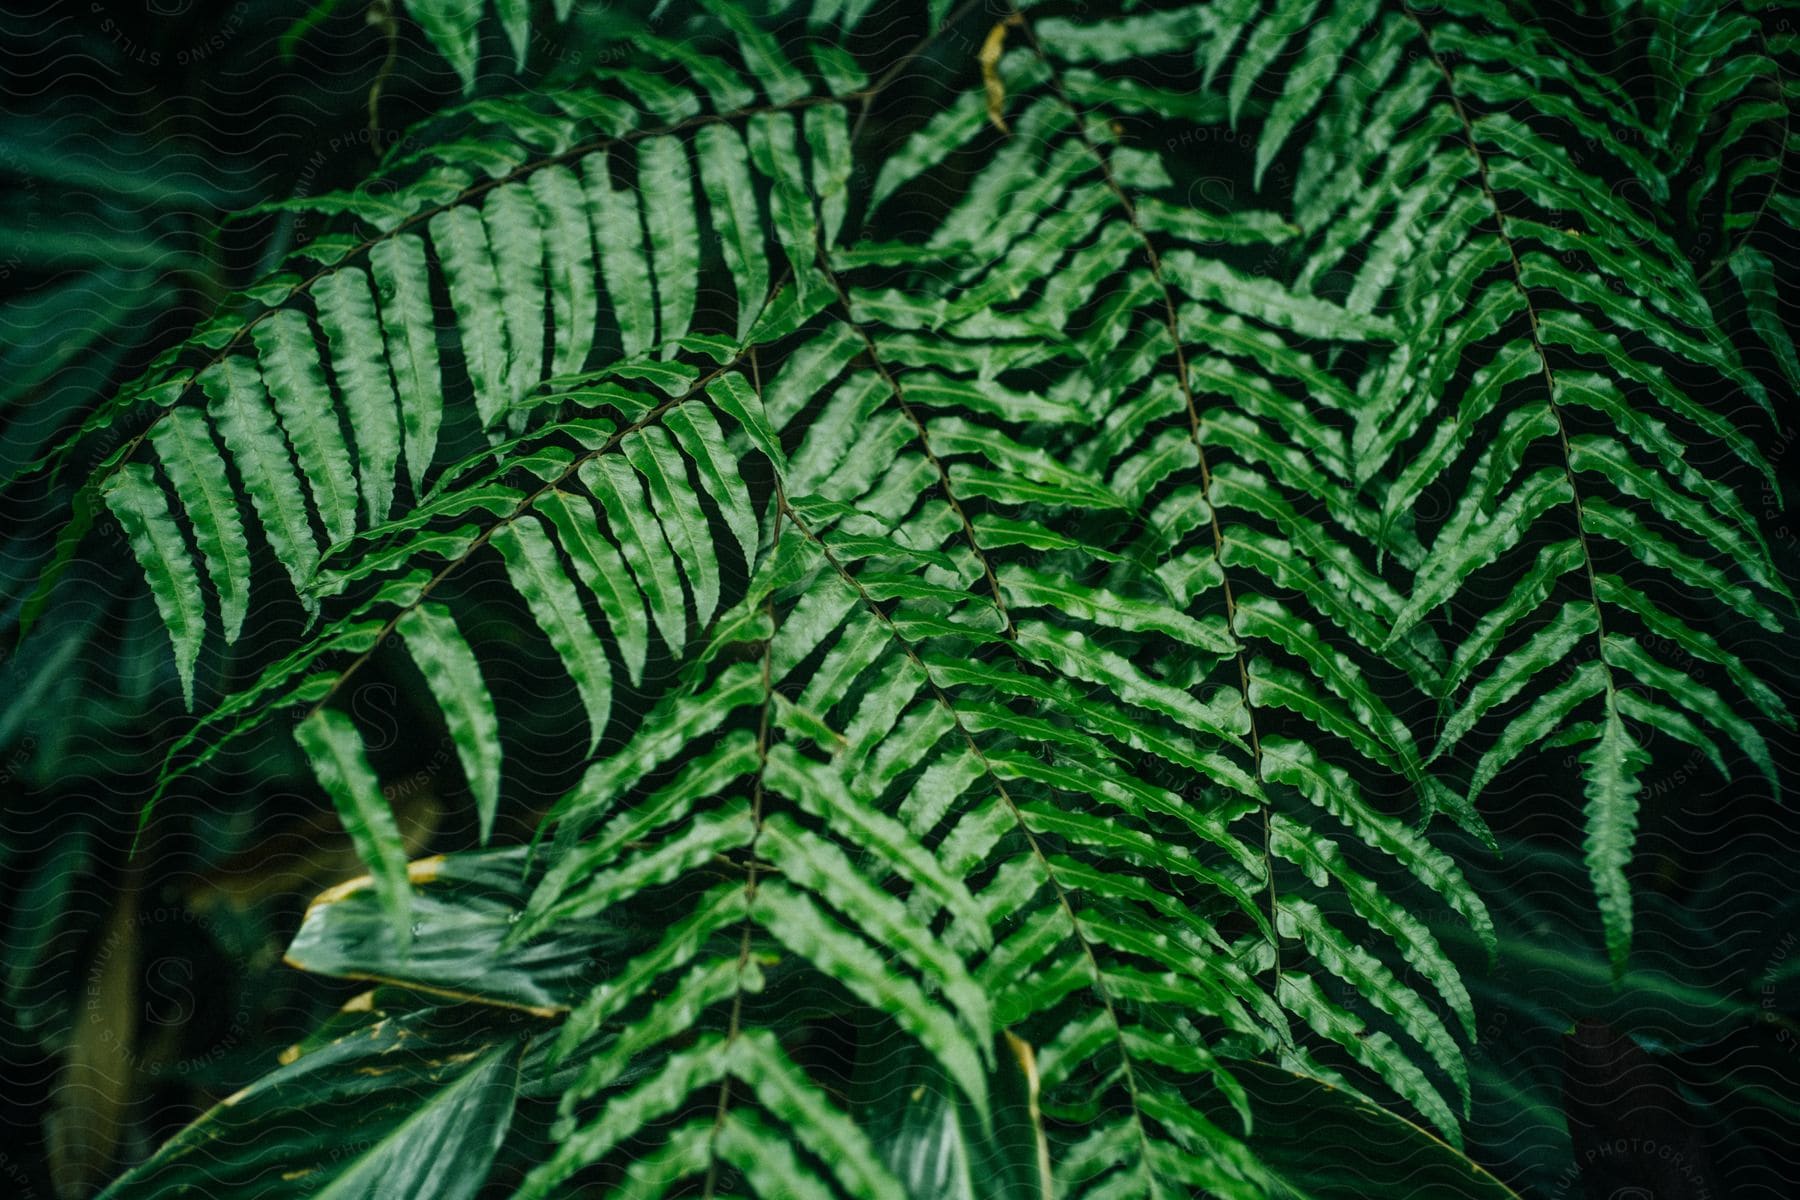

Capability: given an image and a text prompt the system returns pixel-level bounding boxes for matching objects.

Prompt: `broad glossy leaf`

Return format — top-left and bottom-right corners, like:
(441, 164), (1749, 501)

(287, 847), (623, 1014)
(97, 1007), (522, 1200)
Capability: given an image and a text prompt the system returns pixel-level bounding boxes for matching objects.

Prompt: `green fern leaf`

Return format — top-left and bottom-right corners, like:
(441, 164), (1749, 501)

(315, 267), (404, 526)
(147, 407), (251, 644)
(397, 602), (503, 843)
(1579, 695), (1650, 979)
(491, 516), (614, 753)
(44, 4), (1794, 1192)
(103, 463), (205, 709)
(295, 708), (412, 947)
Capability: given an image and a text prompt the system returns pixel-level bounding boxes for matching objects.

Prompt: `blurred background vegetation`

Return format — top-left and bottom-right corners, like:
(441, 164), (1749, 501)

(1, 1), (1797, 1198)
(0, 4), (627, 1194)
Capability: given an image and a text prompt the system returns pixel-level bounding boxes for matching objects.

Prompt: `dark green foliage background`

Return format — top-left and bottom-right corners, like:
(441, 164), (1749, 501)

(2, 0), (1798, 1197)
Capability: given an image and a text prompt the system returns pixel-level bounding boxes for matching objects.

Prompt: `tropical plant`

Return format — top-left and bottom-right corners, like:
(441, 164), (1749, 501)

(13, 0), (1794, 1194)
(0, 7), (606, 1187)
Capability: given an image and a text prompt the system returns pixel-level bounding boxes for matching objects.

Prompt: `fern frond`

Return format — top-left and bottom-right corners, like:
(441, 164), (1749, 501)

(43, 0), (1795, 1195)
(1206, 0), (1797, 974)
(396, 0), (583, 93)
